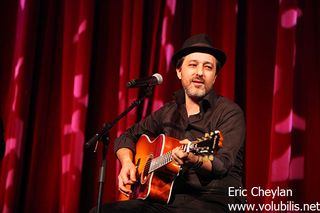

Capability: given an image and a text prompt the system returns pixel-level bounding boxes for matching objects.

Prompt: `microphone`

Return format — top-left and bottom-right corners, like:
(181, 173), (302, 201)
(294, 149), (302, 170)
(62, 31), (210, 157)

(127, 73), (163, 88)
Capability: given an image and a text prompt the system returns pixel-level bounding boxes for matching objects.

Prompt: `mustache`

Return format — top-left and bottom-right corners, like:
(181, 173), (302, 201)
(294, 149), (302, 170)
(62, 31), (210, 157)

(192, 77), (205, 82)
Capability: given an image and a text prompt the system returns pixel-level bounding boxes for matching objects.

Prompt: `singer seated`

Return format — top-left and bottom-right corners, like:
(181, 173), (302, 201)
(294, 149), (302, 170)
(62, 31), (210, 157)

(90, 34), (246, 213)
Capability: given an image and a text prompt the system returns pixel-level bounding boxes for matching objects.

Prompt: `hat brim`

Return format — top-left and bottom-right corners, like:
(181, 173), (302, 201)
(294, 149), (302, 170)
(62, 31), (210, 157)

(172, 46), (226, 68)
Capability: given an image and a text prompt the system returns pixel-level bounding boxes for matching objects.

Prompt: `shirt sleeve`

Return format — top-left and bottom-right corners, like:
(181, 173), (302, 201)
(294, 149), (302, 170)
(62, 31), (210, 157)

(113, 105), (166, 155)
(211, 102), (245, 177)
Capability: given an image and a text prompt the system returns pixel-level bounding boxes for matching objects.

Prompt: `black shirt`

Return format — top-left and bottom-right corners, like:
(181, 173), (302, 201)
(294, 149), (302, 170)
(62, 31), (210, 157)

(114, 89), (245, 198)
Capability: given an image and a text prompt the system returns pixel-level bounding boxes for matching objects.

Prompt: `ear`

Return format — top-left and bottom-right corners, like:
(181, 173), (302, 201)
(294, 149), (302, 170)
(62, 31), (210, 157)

(176, 68), (182, 80)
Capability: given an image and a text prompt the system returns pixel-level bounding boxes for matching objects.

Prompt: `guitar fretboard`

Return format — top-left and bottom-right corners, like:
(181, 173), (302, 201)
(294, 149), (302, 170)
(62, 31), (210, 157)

(149, 151), (173, 173)
(142, 131), (221, 175)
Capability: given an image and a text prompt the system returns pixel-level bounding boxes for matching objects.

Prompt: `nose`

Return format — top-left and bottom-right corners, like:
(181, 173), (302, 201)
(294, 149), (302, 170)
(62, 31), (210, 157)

(196, 65), (204, 76)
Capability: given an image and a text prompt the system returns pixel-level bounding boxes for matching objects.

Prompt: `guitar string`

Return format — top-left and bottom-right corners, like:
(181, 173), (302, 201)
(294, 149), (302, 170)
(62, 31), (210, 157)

(142, 132), (218, 175)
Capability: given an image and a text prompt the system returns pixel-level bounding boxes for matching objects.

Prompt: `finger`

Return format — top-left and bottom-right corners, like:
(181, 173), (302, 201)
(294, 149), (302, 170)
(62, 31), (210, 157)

(179, 139), (190, 145)
(129, 168), (137, 183)
(172, 147), (184, 156)
(172, 148), (189, 165)
(172, 153), (184, 165)
(175, 149), (189, 159)
(186, 152), (194, 160)
(120, 173), (130, 185)
(118, 176), (125, 189)
(172, 147), (180, 153)
(119, 185), (132, 196)
(171, 154), (179, 165)
(118, 177), (132, 195)
(119, 187), (131, 197)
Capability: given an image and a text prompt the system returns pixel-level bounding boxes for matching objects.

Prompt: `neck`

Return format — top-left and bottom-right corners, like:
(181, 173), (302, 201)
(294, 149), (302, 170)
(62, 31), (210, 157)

(185, 94), (201, 117)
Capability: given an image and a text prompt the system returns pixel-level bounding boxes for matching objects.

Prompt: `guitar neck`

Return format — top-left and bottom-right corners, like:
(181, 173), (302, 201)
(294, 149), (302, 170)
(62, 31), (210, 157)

(149, 150), (173, 173)
(148, 143), (191, 173)
(146, 131), (222, 174)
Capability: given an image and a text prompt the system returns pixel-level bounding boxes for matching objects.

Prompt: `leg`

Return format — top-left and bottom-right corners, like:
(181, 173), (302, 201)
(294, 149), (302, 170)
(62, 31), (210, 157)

(89, 199), (172, 213)
(168, 194), (230, 213)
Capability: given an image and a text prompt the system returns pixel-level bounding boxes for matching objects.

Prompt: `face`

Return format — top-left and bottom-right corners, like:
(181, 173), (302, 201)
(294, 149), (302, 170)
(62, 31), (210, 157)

(176, 52), (218, 100)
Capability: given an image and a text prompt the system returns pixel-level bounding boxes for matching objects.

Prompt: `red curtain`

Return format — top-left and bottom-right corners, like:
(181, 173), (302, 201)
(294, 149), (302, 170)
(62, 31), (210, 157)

(0, 0), (319, 212)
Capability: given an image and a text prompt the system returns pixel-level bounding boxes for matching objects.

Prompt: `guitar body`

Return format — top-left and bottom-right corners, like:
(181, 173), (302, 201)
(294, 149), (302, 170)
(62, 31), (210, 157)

(132, 134), (181, 203)
(127, 131), (223, 203)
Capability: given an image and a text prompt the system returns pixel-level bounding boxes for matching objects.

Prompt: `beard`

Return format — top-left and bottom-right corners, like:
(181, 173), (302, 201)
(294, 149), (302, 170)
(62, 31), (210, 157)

(184, 83), (207, 100)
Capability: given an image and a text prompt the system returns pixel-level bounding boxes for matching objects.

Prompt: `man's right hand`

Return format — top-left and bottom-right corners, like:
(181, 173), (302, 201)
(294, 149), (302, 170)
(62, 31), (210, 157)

(116, 148), (137, 197)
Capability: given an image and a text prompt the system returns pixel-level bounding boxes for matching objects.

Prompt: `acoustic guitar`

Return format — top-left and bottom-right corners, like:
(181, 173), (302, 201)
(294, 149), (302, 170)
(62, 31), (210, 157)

(129, 130), (223, 203)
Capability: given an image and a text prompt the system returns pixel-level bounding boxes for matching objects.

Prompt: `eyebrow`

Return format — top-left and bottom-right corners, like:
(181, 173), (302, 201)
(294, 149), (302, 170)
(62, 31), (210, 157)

(188, 60), (214, 65)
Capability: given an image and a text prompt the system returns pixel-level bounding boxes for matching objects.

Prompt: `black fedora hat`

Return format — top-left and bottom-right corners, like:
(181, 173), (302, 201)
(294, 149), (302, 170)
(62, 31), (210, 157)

(172, 34), (226, 68)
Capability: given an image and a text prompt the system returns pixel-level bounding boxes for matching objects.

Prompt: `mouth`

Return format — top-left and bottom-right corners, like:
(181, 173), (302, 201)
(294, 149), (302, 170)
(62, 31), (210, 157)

(192, 79), (205, 86)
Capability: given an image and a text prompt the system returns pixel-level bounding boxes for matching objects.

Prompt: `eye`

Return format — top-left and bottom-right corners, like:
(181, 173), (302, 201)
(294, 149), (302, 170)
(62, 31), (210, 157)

(204, 65), (213, 70)
(188, 63), (197, 68)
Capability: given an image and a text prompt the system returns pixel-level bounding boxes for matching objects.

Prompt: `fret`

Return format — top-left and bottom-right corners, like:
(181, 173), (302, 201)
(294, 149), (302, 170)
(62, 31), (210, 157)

(142, 131), (222, 175)
(149, 151), (173, 173)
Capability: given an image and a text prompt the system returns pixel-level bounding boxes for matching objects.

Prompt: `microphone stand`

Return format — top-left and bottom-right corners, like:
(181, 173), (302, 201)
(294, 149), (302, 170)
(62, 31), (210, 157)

(85, 86), (154, 213)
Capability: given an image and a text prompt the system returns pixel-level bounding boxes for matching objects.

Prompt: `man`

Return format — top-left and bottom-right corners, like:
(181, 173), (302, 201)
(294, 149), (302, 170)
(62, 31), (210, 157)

(96, 34), (245, 212)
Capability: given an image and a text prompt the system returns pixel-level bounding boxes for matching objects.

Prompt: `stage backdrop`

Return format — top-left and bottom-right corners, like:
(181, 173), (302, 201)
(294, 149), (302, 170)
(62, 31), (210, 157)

(0, 0), (319, 212)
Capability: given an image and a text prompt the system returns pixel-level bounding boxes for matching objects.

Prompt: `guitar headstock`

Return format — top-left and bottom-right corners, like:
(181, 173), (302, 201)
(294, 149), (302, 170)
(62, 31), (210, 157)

(188, 130), (223, 155)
